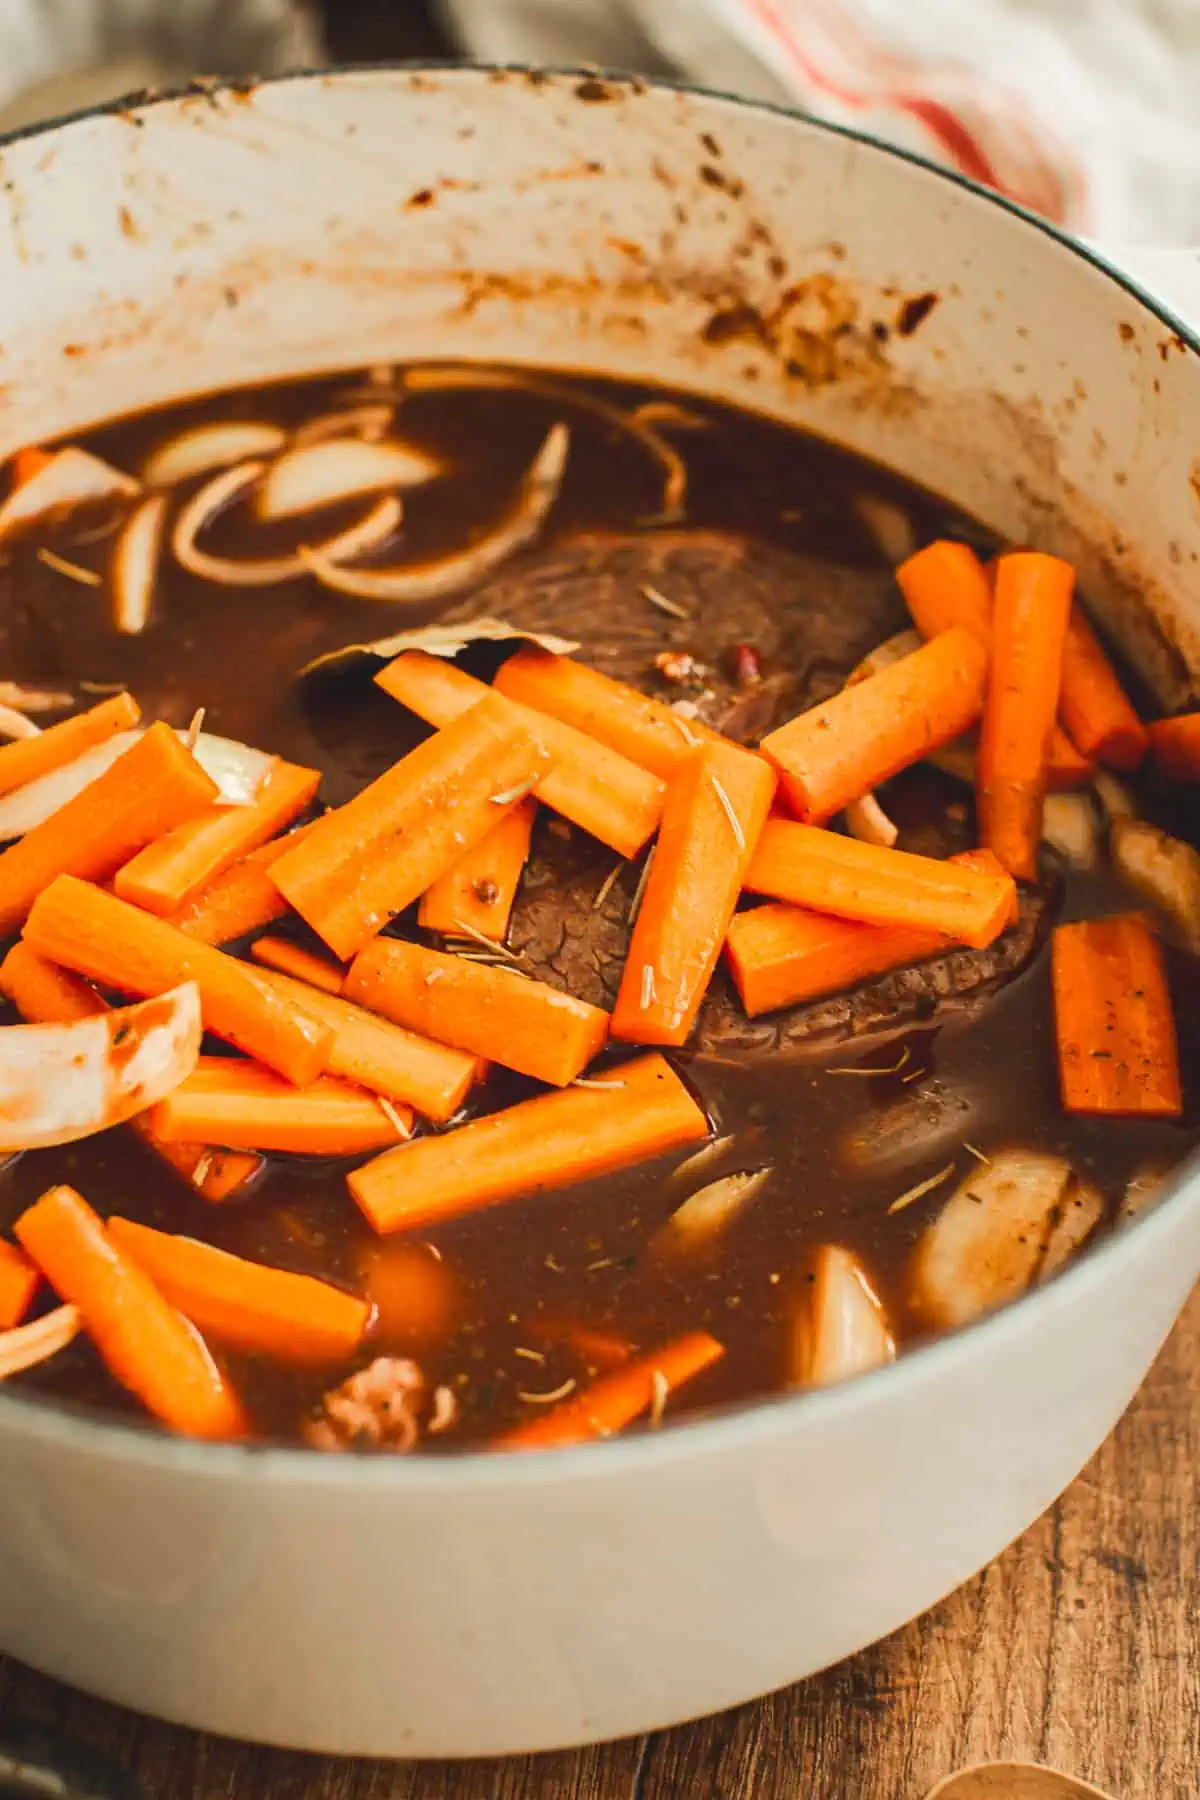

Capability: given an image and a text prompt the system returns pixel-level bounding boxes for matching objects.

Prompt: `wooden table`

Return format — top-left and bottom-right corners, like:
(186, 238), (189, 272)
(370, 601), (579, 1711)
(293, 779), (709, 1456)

(2, 1287), (1195, 1800)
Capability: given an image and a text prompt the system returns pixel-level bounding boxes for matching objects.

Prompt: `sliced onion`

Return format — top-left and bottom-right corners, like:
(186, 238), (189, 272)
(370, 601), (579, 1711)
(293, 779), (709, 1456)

(1039, 1175), (1103, 1282)
(142, 420), (286, 488)
(654, 1168), (771, 1255)
(1040, 792), (1100, 868)
(301, 423), (568, 605)
(0, 1305), (81, 1379)
(853, 491), (917, 566)
(292, 403), (396, 447)
(0, 449), (139, 544)
(0, 682), (72, 713)
(0, 982), (200, 1151)
(173, 462), (401, 587)
(790, 1245), (895, 1387)
(1111, 817), (1200, 952)
(112, 492), (168, 635)
(302, 613), (580, 676)
(257, 438), (440, 522)
(845, 791), (898, 848)
(0, 705), (39, 741)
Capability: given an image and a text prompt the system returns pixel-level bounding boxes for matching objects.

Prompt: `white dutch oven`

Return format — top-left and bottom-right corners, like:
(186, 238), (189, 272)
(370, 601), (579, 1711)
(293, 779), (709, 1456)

(0, 66), (1196, 1760)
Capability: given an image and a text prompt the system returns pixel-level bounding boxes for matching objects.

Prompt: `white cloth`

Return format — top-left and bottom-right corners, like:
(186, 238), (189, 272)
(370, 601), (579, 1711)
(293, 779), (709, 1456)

(441, 0), (1200, 246)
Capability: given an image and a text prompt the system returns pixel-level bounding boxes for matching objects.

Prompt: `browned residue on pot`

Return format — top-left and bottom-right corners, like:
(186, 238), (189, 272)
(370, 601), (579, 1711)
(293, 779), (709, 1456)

(896, 291), (940, 336)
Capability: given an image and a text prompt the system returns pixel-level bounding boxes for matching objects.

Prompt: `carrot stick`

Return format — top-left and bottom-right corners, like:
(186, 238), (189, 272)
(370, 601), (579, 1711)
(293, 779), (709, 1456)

(761, 627), (987, 823)
(254, 963), (481, 1122)
(113, 758), (320, 916)
(0, 941), (264, 1203)
(0, 691), (139, 800)
(611, 741), (776, 1046)
(106, 1217), (370, 1364)
(1057, 608), (1148, 771)
(0, 721), (219, 935)
(896, 540), (994, 644)
(149, 1055), (412, 1154)
(744, 821), (1015, 948)
(1051, 915), (1181, 1117)
(163, 822), (317, 944)
(251, 935), (345, 994)
(523, 1314), (635, 1370)
(727, 849), (1011, 1016)
(498, 1329), (724, 1450)
(1146, 712), (1200, 782)
(349, 1051), (709, 1235)
(24, 875), (333, 1086)
(977, 552), (1075, 880)
(0, 1239), (39, 1329)
(345, 938), (610, 1088)
(375, 651), (664, 859)
(14, 1185), (246, 1439)
(10, 445), (55, 489)
(418, 796), (536, 941)
(270, 693), (553, 960)
(493, 647), (726, 780)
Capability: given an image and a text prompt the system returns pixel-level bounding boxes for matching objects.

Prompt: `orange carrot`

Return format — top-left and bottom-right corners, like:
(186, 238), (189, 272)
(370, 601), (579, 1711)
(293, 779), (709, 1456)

(376, 651), (664, 859)
(0, 721), (219, 934)
(977, 552), (1074, 880)
(24, 875), (333, 1086)
(1146, 712), (1200, 783)
(897, 539), (994, 644)
(149, 1055), (412, 1155)
(106, 1217), (370, 1364)
(254, 964), (481, 1122)
(345, 938), (609, 1088)
(0, 941), (263, 1203)
(524, 1314), (635, 1370)
(358, 1239), (457, 1348)
(1051, 915), (1181, 1117)
(611, 741), (776, 1046)
(744, 821), (1015, 948)
(498, 1329), (724, 1450)
(163, 823), (318, 945)
(251, 935), (345, 994)
(418, 796), (536, 941)
(493, 647), (726, 780)
(0, 691), (139, 800)
(14, 1185), (246, 1439)
(10, 445), (55, 489)
(1057, 607), (1148, 771)
(761, 627), (987, 823)
(0, 1239), (38, 1329)
(349, 1052), (709, 1235)
(114, 758), (320, 916)
(727, 849), (1011, 1016)
(271, 693), (553, 960)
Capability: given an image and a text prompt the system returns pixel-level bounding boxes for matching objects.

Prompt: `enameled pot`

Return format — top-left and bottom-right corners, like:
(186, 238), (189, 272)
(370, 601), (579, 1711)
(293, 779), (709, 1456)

(0, 65), (1197, 1759)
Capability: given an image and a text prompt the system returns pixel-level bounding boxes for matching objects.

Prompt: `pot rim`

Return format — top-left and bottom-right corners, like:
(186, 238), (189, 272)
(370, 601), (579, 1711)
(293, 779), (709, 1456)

(0, 60), (1195, 1483)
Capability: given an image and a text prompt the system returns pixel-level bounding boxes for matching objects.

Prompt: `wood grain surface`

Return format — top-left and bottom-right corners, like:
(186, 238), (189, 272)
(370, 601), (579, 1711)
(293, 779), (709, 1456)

(2, 1286), (1194, 1800)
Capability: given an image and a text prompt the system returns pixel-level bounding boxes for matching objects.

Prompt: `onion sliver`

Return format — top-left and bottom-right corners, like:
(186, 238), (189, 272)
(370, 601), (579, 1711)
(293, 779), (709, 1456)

(292, 403), (395, 447)
(0, 449), (140, 543)
(791, 1244), (895, 1387)
(0, 1305), (81, 1379)
(113, 492), (168, 635)
(0, 705), (39, 741)
(0, 982), (201, 1152)
(655, 1168), (771, 1254)
(258, 438), (440, 521)
(142, 420), (286, 488)
(173, 463), (402, 587)
(302, 423), (568, 604)
(844, 791), (898, 848)
(0, 682), (72, 713)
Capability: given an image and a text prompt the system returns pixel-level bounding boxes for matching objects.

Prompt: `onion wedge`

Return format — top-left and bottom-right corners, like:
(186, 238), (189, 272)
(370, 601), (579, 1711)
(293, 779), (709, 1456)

(844, 791), (898, 848)
(258, 439), (440, 520)
(0, 1304), (80, 1379)
(112, 492), (168, 635)
(790, 1244), (895, 1387)
(142, 420), (286, 488)
(301, 423), (568, 604)
(0, 449), (139, 543)
(0, 683), (72, 713)
(1110, 817), (1200, 953)
(173, 462), (401, 587)
(0, 982), (201, 1151)
(0, 706), (38, 741)
(654, 1168), (771, 1256)
(292, 403), (394, 447)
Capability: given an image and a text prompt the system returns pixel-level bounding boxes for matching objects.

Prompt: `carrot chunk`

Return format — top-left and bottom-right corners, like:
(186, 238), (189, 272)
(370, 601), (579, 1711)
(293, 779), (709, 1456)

(106, 1217), (370, 1366)
(162, 823), (317, 944)
(0, 1239), (38, 1329)
(0, 721), (218, 934)
(760, 627), (987, 823)
(977, 552), (1075, 880)
(251, 935), (345, 994)
(375, 650), (664, 859)
(418, 796), (536, 941)
(346, 938), (609, 1088)
(1051, 915), (1181, 1117)
(271, 693), (553, 961)
(611, 741), (775, 1046)
(1147, 712), (1200, 782)
(897, 539), (994, 644)
(0, 691), (139, 800)
(349, 1052), (709, 1235)
(114, 757), (320, 916)
(15, 1185), (246, 1439)
(494, 647), (726, 779)
(744, 822), (1015, 948)
(23, 875), (333, 1086)
(498, 1329), (724, 1450)
(1058, 608), (1148, 771)
(150, 1056), (411, 1155)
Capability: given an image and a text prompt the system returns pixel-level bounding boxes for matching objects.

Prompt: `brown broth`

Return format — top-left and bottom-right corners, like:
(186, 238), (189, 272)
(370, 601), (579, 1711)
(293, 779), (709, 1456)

(0, 367), (1196, 1450)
